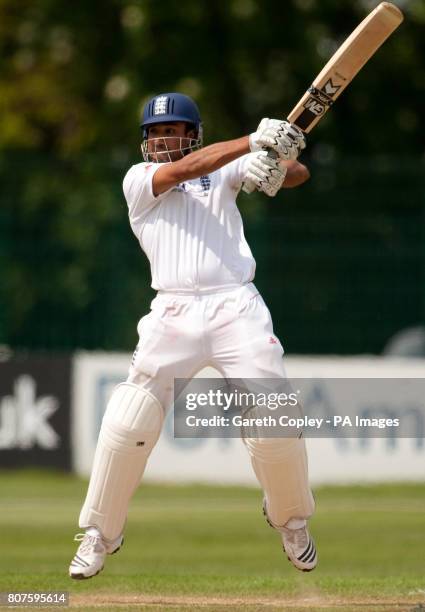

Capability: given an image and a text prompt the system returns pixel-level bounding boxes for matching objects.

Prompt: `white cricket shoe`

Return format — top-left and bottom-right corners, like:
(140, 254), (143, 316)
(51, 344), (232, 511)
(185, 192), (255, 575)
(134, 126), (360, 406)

(263, 501), (317, 572)
(280, 523), (317, 572)
(69, 529), (123, 580)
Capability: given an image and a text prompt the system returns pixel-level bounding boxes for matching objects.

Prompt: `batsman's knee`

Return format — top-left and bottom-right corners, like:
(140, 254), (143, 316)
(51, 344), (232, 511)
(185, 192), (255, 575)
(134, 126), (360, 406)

(101, 382), (164, 454)
(243, 436), (304, 462)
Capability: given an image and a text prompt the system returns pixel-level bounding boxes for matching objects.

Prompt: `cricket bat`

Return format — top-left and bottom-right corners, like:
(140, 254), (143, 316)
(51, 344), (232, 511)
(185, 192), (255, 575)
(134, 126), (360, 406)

(243, 2), (403, 193)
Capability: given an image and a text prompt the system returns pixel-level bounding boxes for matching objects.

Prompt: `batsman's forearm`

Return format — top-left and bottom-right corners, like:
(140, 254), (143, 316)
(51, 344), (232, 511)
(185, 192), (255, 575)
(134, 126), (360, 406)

(171, 136), (250, 182)
(281, 160), (310, 188)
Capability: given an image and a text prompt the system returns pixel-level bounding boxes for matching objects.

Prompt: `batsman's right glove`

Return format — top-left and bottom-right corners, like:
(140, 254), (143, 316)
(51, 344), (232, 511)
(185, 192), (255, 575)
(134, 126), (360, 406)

(243, 151), (287, 197)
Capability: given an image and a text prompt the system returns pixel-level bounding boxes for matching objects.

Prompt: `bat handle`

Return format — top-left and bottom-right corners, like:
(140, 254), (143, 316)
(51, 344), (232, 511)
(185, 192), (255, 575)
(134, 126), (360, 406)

(242, 149), (279, 194)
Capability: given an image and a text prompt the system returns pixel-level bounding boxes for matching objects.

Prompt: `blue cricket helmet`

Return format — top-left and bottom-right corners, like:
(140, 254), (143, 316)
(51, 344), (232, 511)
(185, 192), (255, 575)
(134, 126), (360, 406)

(141, 92), (202, 139)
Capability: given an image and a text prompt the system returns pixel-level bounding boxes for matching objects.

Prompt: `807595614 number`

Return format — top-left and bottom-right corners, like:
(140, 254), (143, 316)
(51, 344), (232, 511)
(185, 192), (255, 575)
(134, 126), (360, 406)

(0, 592), (69, 606)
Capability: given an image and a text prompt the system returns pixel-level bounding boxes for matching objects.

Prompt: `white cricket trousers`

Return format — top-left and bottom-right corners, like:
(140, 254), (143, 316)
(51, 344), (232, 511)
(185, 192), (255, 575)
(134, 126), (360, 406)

(128, 282), (286, 403)
(80, 282), (314, 540)
(127, 282), (315, 529)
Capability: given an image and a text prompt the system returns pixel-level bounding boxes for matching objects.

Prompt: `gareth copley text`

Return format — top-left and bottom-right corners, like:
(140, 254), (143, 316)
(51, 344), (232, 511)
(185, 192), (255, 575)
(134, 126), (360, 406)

(186, 414), (400, 430)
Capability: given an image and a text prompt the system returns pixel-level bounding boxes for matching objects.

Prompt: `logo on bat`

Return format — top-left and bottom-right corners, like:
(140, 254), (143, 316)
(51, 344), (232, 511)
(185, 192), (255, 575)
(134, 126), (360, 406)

(303, 97), (326, 116)
(323, 79), (341, 96)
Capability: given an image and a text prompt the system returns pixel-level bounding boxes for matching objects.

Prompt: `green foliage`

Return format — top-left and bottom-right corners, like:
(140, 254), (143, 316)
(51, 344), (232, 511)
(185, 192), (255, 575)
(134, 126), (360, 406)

(1, 0), (423, 154)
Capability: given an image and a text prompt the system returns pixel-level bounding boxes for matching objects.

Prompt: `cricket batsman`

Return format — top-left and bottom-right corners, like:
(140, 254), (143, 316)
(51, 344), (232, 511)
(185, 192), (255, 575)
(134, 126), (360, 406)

(69, 93), (317, 579)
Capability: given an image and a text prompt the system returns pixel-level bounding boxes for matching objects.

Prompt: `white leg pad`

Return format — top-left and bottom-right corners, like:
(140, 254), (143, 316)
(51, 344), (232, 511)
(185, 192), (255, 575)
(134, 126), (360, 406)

(79, 383), (163, 541)
(243, 437), (315, 528)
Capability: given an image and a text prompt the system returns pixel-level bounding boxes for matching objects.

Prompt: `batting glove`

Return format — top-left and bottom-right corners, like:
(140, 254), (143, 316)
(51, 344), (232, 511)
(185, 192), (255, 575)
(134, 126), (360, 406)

(243, 151), (287, 197)
(249, 118), (306, 160)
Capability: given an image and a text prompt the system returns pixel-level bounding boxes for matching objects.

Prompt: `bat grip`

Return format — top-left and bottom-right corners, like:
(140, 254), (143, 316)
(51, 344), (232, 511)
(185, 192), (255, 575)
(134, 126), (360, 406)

(242, 149), (279, 194)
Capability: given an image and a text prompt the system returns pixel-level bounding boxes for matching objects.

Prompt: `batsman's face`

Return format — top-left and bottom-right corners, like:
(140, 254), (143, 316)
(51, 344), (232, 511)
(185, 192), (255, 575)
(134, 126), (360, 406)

(146, 122), (195, 163)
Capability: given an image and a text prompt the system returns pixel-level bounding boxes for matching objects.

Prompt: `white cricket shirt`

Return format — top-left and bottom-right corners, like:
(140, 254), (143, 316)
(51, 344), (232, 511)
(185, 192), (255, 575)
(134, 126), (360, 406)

(123, 153), (258, 293)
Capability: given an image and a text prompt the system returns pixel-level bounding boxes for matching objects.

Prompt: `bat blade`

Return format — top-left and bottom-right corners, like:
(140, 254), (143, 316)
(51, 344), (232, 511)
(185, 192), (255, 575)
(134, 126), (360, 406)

(242, 2), (403, 194)
(288, 2), (404, 133)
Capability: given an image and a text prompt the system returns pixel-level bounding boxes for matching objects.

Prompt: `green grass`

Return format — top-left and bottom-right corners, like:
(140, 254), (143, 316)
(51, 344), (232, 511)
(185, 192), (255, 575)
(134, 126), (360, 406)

(0, 470), (424, 611)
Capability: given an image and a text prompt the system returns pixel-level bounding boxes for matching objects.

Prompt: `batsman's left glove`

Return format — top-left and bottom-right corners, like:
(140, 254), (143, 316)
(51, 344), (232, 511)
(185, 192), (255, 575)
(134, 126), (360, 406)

(249, 118), (306, 160)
